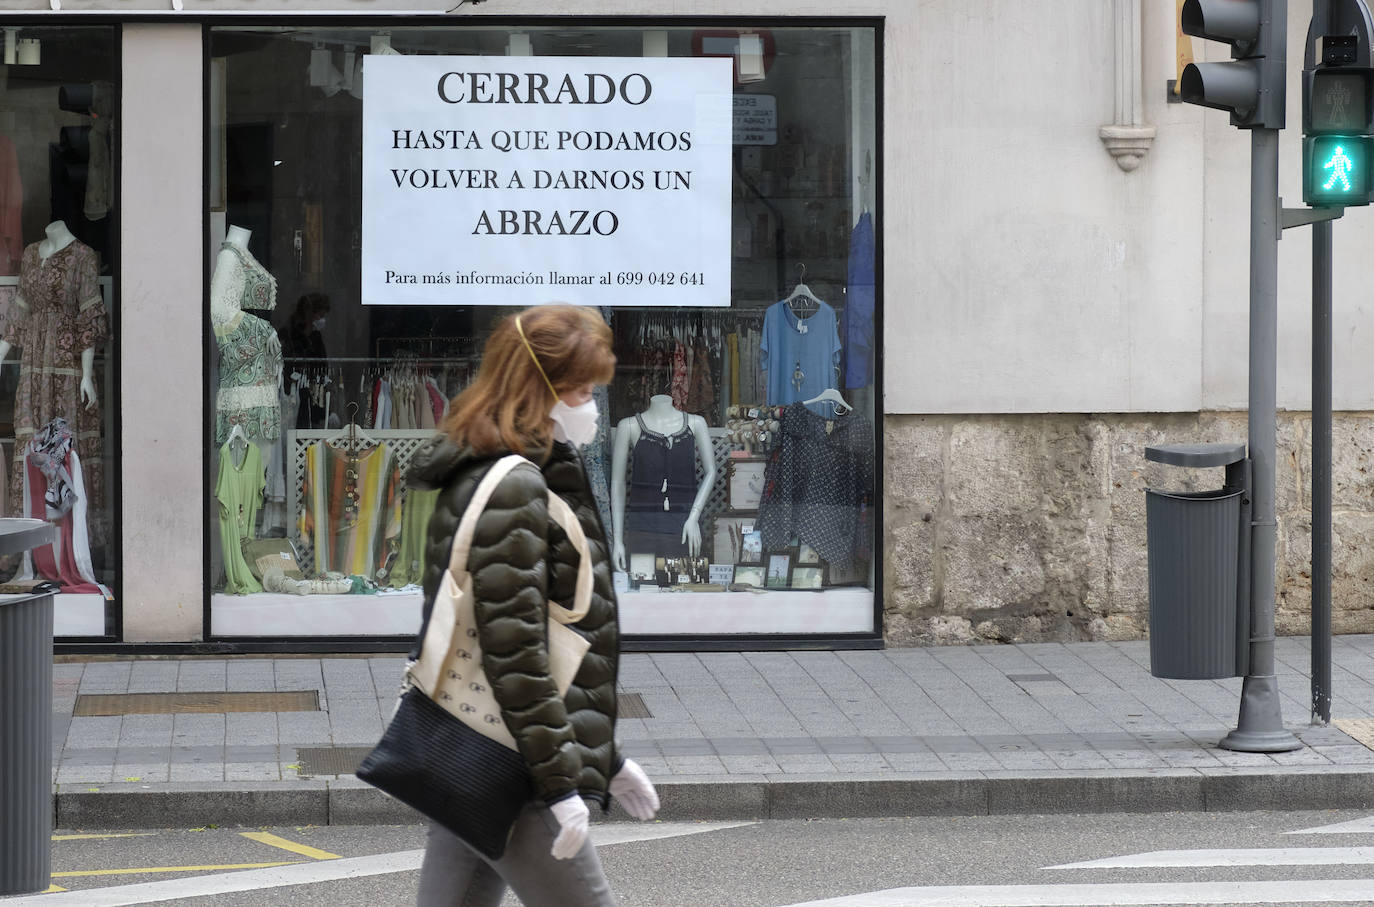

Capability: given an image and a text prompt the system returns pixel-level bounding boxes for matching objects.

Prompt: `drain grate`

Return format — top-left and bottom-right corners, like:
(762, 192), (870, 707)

(296, 745), (373, 777)
(73, 691), (320, 716)
(1006, 673), (1061, 685)
(618, 692), (652, 719)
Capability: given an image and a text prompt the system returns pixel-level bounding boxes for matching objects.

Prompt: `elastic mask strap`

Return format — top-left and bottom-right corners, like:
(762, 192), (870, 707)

(515, 315), (559, 401)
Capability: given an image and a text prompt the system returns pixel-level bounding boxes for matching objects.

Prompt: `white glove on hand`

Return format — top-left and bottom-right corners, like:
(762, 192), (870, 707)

(549, 796), (590, 860)
(609, 758), (660, 820)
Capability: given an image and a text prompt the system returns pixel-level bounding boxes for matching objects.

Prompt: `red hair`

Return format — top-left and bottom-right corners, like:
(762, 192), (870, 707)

(440, 304), (615, 457)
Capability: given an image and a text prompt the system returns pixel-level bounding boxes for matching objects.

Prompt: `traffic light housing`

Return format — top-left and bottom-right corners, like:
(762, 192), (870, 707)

(1302, 1), (1374, 207)
(1179, 0), (1286, 129)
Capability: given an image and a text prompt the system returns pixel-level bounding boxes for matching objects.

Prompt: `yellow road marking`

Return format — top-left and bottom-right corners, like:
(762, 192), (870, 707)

(52, 861), (301, 878)
(44, 884), (67, 892)
(240, 831), (342, 861)
(52, 833), (156, 841)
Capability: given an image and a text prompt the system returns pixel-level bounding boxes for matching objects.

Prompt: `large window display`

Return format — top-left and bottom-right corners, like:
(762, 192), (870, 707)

(0, 25), (118, 638)
(207, 23), (879, 641)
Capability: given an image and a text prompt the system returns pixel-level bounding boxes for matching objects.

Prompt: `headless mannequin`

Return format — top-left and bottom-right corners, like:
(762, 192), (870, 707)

(211, 225), (277, 454)
(210, 225), (253, 327)
(609, 395), (716, 570)
(0, 221), (98, 408)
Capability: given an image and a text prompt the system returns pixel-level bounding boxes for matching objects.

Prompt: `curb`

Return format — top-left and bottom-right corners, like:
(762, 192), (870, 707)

(52, 767), (1374, 829)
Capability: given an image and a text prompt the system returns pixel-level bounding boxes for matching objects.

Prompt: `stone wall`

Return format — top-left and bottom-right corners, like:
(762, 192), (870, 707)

(882, 412), (1374, 646)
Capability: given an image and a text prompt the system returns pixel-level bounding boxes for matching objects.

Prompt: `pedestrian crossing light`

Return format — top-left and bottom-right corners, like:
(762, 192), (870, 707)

(1302, 2), (1374, 206)
(1305, 135), (1369, 204)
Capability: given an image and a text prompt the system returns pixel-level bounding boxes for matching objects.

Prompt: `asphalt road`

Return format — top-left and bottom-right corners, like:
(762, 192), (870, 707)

(10, 808), (1374, 906)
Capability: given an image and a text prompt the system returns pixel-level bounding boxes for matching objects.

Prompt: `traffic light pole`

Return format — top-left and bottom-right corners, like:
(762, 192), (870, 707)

(1312, 218), (1333, 726)
(1221, 128), (1303, 753)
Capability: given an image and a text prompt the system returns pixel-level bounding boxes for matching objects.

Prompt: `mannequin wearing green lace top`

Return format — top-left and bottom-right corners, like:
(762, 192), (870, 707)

(211, 226), (282, 446)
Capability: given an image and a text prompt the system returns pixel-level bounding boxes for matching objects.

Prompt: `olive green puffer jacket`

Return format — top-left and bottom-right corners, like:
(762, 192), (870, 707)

(407, 433), (622, 808)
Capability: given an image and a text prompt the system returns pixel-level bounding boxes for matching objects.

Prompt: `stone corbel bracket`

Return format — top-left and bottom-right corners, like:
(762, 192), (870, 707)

(1100, 0), (1158, 172)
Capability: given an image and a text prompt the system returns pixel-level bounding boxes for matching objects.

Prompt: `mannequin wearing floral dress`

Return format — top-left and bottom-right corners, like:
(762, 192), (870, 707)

(0, 220), (109, 533)
(211, 226), (282, 445)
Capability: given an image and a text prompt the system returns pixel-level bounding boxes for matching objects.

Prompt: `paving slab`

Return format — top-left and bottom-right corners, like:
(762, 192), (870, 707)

(47, 635), (1374, 827)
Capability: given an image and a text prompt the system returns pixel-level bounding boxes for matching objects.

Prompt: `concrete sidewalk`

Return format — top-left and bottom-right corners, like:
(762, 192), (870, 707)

(49, 635), (1374, 829)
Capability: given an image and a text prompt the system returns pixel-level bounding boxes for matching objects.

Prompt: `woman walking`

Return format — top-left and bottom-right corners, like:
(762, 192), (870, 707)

(406, 304), (659, 907)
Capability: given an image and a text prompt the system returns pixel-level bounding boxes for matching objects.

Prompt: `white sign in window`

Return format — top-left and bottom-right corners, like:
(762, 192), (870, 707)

(733, 94), (777, 146)
(362, 56), (733, 307)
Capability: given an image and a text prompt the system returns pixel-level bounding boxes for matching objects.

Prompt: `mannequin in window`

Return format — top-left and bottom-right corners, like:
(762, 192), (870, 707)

(211, 225), (282, 447)
(0, 220), (109, 525)
(609, 394), (716, 570)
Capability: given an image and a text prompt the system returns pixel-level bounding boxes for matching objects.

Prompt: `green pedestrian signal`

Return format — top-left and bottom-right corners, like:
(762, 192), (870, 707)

(1305, 135), (1370, 205)
(1322, 143), (1355, 190)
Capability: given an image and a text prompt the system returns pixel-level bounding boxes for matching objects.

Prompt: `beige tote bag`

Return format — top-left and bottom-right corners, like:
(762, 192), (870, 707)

(407, 455), (593, 751)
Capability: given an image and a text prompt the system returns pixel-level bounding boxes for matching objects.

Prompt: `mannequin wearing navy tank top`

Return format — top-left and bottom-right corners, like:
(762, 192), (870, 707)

(609, 395), (717, 570)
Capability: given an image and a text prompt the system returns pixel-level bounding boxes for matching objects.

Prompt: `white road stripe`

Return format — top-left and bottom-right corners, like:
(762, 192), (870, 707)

(780, 878), (1374, 906)
(1046, 846), (1374, 869)
(1287, 814), (1374, 835)
(9, 821), (752, 907)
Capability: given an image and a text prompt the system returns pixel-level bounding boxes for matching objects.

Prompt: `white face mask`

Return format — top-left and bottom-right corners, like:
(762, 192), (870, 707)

(312, 317), (326, 332)
(550, 398), (599, 447)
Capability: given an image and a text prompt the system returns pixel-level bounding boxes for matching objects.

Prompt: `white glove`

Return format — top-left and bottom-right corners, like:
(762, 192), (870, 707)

(609, 758), (660, 820)
(549, 796), (590, 860)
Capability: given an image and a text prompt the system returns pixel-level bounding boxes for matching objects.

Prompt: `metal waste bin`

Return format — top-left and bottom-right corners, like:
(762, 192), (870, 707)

(0, 518), (59, 896)
(1144, 444), (1249, 680)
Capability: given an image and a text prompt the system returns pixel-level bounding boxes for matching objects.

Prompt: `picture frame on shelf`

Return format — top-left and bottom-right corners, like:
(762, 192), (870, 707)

(733, 565), (765, 588)
(629, 553), (656, 583)
(765, 552), (791, 589)
(712, 515), (756, 564)
(740, 530), (763, 565)
(797, 542), (820, 565)
(790, 565), (824, 590)
(708, 563), (735, 585)
(727, 456), (768, 510)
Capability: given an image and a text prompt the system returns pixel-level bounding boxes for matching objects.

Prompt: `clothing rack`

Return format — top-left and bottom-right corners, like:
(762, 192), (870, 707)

(282, 356), (477, 365)
(374, 335), (482, 359)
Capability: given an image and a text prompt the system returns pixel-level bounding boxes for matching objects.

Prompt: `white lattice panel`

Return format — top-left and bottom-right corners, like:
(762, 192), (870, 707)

(288, 429), (436, 575)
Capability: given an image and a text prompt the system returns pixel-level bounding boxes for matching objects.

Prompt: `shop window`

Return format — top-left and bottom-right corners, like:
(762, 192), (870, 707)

(207, 24), (878, 640)
(0, 25), (118, 638)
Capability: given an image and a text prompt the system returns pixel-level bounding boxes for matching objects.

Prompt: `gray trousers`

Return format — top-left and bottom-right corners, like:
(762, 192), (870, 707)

(415, 803), (617, 907)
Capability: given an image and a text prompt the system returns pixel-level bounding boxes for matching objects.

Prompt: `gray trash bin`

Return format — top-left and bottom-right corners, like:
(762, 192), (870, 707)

(1144, 443), (1249, 680)
(0, 518), (59, 896)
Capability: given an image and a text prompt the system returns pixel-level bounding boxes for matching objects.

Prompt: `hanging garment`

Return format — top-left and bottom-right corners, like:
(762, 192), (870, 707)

(375, 378), (392, 430)
(425, 376), (447, 424)
(669, 342), (690, 410)
(685, 337), (716, 416)
(213, 311), (282, 444)
(760, 299), (841, 415)
(842, 212), (876, 390)
(624, 413), (697, 557)
(387, 486), (440, 588)
(215, 440), (266, 594)
(4, 241), (109, 526)
(582, 384), (614, 534)
(367, 376), (381, 428)
(19, 424), (100, 593)
(300, 440), (401, 580)
(261, 381), (299, 535)
(83, 82), (114, 222)
(25, 418), (77, 519)
(756, 403), (874, 571)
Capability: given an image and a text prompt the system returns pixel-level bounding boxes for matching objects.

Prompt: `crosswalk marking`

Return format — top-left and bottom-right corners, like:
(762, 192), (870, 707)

(780, 878), (1374, 906)
(1287, 814), (1374, 835)
(1046, 845), (1374, 869)
(10, 821), (753, 907)
(240, 831), (342, 861)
